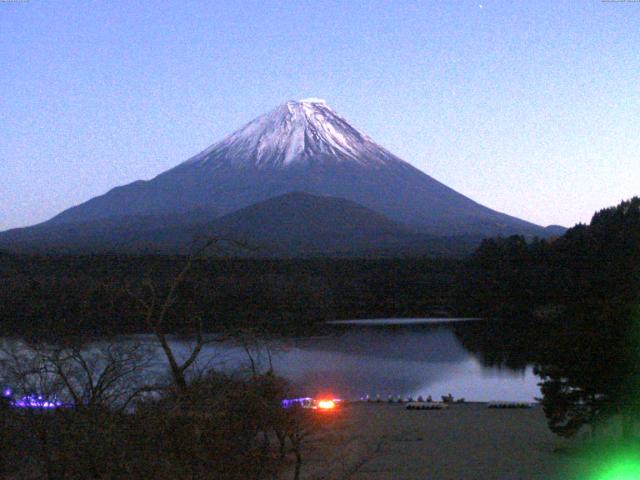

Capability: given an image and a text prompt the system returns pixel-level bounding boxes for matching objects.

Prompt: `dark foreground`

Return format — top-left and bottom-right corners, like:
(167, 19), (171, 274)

(294, 402), (618, 480)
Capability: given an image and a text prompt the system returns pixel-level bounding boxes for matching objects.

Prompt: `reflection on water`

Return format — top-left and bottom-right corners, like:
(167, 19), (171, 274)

(326, 318), (481, 326)
(1, 319), (541, 402)
(186, 319), (541, 402)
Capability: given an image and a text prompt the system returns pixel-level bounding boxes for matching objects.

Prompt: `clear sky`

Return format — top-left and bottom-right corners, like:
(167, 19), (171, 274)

(1, 0), (638, 230)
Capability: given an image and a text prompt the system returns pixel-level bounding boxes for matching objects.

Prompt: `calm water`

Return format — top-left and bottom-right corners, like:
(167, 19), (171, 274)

(170, 318), (541, 402)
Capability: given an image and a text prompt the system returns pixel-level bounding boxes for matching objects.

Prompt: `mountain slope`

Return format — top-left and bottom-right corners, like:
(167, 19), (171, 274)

(207, 192), (429, 255)
(38, 99), (549, 238)
(0, 209), (220, 253)
(0, 193), (482, 256)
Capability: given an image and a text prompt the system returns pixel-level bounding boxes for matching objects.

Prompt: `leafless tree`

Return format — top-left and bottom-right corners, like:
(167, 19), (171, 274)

(127, 238), (240, 394)
(1, 337), (153, 410)
(41, 338), (154, 411)
(0, 336), (157, 479)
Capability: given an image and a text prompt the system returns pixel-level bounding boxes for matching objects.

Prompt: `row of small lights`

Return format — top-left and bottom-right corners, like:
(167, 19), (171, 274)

(5, 389), (347, 411)
(361, 394), (436, 403)
(5, 389), (340, 411)
(2, 388), (64, 409)
(281, 397), (339, 411)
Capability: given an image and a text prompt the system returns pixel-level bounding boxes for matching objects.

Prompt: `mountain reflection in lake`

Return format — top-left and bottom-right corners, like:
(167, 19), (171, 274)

(179, 319), (541, 402)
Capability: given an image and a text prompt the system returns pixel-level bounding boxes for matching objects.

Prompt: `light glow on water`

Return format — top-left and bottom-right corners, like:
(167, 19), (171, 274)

(0, 319), (542, 405)
(196, 321), (541, 402)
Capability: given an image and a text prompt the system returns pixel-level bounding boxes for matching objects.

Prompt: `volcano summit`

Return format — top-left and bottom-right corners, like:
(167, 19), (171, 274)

(0, 99), (559, 254)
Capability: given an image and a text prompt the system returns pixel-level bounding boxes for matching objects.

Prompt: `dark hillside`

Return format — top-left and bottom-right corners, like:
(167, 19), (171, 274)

(0, 254), (463, 337)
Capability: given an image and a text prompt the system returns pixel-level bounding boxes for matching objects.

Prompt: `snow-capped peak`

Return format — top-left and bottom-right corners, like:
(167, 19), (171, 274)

(298, 97), (327, 104)
(184, 99), (405, 170)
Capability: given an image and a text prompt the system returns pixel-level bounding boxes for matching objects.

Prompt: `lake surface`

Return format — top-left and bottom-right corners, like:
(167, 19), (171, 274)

(172, 318), (541, 402)
(326, 317), (482, 326)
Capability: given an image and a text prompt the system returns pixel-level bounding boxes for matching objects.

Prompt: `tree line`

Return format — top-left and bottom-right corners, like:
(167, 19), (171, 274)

(2, 197), (638, 445)
(458, 197), (640, 440)
(0, 243), (355, 479)
(0, 254), (461, 338)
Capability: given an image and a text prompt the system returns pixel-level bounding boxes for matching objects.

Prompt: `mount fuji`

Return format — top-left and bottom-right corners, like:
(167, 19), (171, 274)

(0, 99), (561, 255)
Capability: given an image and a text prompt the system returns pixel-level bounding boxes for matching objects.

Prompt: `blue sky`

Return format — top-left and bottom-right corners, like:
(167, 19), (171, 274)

(1, 0), (638, 230)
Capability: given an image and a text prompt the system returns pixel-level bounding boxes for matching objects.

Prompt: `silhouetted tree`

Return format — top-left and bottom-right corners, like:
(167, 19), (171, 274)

(534, 198), (640, 438)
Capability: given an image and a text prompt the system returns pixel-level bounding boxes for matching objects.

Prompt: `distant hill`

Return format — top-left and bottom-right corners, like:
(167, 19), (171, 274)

(1, 99), (564, 254)
(205, 192), (483, 256)
(0, 209), (220, 254)
(542, 225), (567, 237)
(0, 192), (483, 256)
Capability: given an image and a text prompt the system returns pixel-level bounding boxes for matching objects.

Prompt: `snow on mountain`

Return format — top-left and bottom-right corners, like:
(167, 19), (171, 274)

(184, 99), (398, 169)
(3, 98), (552, 242)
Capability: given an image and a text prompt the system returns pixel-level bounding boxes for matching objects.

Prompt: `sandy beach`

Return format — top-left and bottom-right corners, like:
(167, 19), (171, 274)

(296, 402), (582, 480)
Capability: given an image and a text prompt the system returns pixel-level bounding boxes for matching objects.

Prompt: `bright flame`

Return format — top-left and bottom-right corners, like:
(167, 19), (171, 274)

(317, 400), (335, 410)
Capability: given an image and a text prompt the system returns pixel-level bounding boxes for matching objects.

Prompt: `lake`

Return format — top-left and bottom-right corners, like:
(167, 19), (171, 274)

(170, 318), (541, 402)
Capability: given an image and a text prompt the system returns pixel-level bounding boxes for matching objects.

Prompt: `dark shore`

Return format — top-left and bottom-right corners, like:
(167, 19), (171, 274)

(294, 402), (587, 480)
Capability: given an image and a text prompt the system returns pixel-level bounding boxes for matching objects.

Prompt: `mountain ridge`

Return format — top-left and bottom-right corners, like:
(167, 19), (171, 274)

(0, 192), (483, 256)
(1, 99), (563, 253)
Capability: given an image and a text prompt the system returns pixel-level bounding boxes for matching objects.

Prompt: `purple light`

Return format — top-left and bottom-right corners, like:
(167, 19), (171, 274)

(2, 388), (11, 397)
(281, 397), (344, 410)
(282, 397), (313, 408)
(11, 394), (64, 409)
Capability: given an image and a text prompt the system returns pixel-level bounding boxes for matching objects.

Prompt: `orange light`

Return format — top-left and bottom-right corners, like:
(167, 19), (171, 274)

(317, 399), (335, 410)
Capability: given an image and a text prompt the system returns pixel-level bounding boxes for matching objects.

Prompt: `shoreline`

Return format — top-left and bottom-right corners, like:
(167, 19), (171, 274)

(295, 402), (581, 480)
